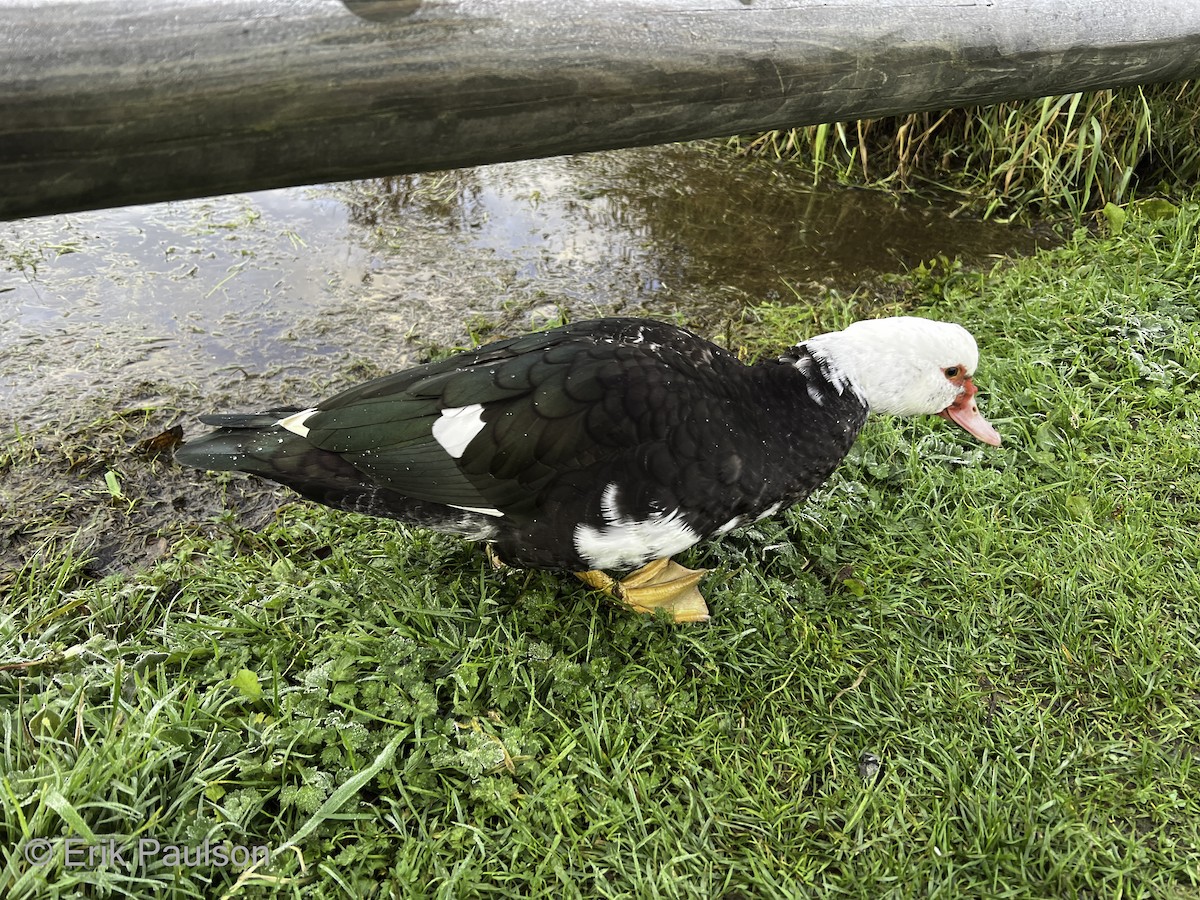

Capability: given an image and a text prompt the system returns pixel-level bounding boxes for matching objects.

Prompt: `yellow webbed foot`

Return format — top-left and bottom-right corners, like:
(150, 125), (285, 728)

(575, 558), (711, 623)
(486, 544), (511, 571)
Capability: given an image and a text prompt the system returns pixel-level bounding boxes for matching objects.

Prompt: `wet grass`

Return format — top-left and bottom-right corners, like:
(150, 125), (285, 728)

(733, 82), (1200, 220)
(3, 195), (1200, 898)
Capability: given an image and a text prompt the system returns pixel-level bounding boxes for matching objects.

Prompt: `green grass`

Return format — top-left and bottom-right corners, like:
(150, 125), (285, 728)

(732, 83), (1200, 220)
(3, 198), (1200, 898)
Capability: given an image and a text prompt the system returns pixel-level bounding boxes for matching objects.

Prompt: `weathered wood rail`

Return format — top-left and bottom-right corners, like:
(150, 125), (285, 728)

(2, 0), (1199, 220)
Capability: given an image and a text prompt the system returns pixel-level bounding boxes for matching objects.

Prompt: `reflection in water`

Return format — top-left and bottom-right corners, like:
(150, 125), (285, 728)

(604, 145), (1023, 294)
(339, 145), (1049, 322)
(340, 170), (485, 231)
(0, 144), (1050, 427)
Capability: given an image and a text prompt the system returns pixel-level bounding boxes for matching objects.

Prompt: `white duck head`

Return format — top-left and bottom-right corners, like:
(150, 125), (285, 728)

(803, 316), (1002, 446)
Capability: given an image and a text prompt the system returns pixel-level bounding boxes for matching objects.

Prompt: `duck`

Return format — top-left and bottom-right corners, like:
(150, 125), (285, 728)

(175, 316), (1000, 622)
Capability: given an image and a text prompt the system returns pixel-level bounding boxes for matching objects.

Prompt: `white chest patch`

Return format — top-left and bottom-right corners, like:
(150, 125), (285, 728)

(432, 403), (487, 459)
(573, 483), (700, 570)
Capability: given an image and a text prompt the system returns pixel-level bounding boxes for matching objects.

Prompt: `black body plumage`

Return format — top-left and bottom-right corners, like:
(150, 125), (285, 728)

(176, 318), (868, 571)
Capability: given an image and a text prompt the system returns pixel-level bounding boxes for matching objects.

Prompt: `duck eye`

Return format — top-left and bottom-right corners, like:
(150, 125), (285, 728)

(944, 366), (961, 379)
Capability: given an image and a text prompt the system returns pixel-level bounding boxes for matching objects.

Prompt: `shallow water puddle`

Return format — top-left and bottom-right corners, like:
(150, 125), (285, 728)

(0, 143), (1048, 428)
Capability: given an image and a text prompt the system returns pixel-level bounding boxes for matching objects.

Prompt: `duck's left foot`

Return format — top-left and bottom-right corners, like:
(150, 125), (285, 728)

(575, 558), (711, 623)
(486, 544), (511, 570)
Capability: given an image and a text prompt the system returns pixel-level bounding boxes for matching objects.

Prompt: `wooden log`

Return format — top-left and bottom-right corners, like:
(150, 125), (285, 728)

(2, 0), (1199, 220)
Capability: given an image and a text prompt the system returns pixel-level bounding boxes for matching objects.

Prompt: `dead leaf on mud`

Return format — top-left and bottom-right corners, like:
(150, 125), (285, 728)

(134, 424), (184, 458)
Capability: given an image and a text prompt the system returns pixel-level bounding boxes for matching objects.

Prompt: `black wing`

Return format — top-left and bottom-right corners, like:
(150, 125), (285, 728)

(288, 319), (745, 520)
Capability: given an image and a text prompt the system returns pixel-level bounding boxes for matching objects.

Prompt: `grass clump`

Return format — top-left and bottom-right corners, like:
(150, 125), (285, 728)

(3, 197), (1200, 898)
(732, 83), (1200, 219)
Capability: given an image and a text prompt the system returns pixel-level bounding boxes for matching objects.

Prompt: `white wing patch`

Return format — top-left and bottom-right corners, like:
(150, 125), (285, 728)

(574, 482), (700, 570)
(432, 403), (487, 459)
(715, 516), (743, 535)
(755, 501), (783, 522)
(276, 407), (319, 438)
(447, 503), (505, 518)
